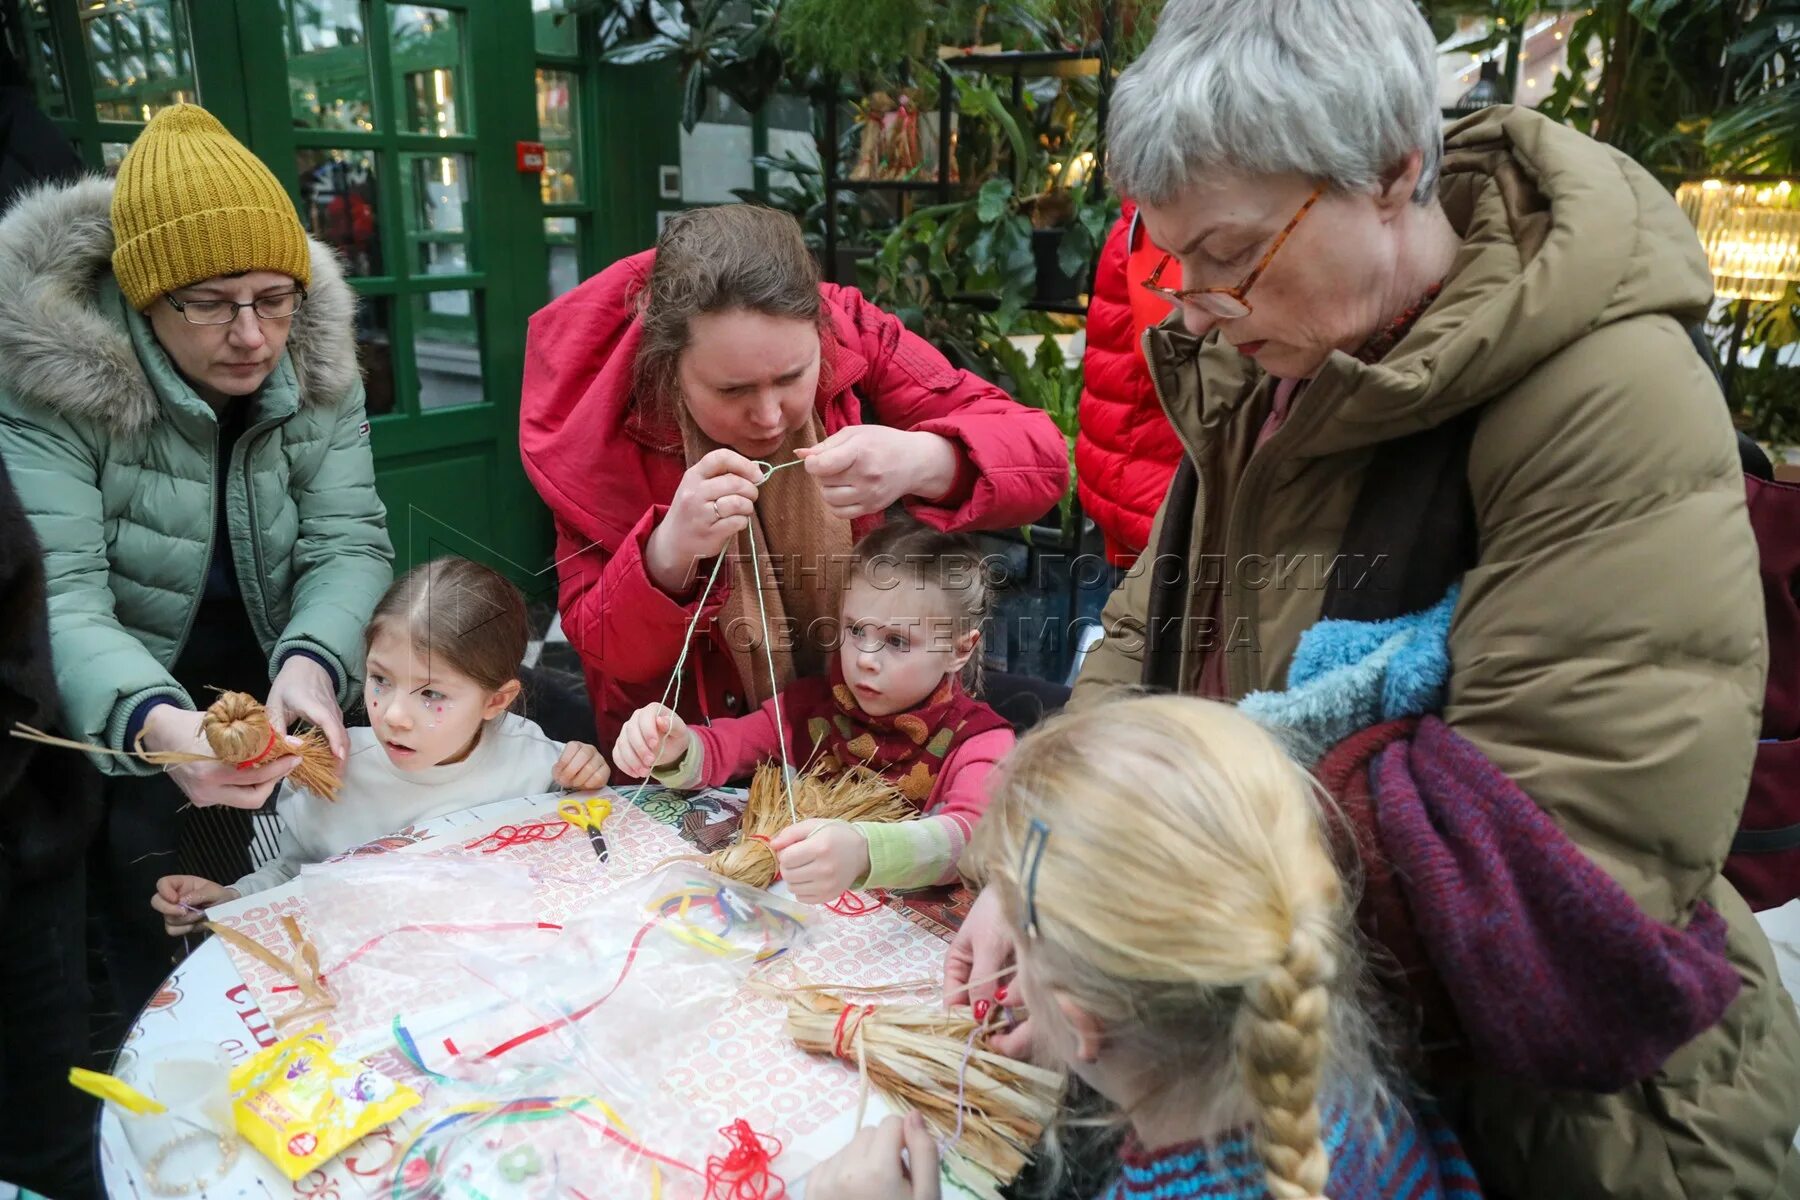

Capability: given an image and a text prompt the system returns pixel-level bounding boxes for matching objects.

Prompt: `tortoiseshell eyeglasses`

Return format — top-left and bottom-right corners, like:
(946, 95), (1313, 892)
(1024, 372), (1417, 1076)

(1141, 185), (1325, 320)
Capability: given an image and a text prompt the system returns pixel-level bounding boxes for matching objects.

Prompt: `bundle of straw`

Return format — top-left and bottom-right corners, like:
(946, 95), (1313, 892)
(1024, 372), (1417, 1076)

(705, 762), (916, 888)
(200, 691), (341, 801)
(785, 990), (1063, 1200)
(10, 690), (342, 801)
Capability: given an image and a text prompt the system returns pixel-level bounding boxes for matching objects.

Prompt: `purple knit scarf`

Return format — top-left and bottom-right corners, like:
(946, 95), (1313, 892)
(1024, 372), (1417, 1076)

(1366, 716), (1740, 1091)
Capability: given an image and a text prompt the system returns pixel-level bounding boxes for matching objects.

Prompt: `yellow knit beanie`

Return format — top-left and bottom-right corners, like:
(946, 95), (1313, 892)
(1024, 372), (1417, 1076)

(110, 104), (312, 311)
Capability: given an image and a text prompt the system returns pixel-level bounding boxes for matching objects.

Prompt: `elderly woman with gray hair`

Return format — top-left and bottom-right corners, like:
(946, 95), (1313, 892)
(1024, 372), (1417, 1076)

(929, 0), (1800, 1197)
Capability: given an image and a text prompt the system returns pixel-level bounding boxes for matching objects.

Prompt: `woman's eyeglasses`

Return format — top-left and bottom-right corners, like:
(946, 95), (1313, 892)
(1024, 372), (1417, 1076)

(1140, 185), (1324, 320)
(165, 289), (307, 326)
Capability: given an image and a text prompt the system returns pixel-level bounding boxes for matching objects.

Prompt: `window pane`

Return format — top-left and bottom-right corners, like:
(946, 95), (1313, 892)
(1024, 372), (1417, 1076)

(546, 218), (580, 299)
(24, 1), (70, 118)
(404, 152), (473, 277)
(531, 0), (578, 56)
(390, 6), (464, 137)
(679, 92), (752, 204)
(82, 0), (197, 123)
(357, 296), (397, 415)
(536, 69), (579, 204)
(101, 142), (133, 172)
(765, 91), (821, 191)
(284, 0), (375, 132)
(297, 149), (383, 276)
(412, 291), (483, 409)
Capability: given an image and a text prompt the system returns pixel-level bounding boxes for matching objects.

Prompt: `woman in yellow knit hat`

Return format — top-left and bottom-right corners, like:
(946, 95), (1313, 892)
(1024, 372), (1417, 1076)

(0, 104), (392, 1082)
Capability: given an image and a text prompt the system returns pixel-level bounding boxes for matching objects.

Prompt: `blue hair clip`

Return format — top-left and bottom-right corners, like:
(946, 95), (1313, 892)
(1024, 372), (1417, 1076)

(1020, 817), (1051, 938)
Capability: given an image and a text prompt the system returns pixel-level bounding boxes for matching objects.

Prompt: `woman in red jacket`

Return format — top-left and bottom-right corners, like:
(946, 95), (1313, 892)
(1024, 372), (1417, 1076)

(1075, 201), (1187, 567)
(520, 205), (1068, 754)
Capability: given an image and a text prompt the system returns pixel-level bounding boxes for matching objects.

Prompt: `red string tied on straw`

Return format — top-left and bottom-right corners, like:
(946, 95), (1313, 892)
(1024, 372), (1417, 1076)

(746, 833), (781, 882)
(704, 1119), (786, 1200)
(831, 1003), (877, 1061)
(234, 727), (283, 771)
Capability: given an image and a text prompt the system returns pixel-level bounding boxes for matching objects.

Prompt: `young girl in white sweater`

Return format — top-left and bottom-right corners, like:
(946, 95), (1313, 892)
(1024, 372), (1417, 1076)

(152, 557), (609, 931)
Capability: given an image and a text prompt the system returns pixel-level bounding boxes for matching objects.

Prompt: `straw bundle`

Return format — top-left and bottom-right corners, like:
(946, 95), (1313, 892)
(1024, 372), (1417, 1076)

(705, 762), (916, 888)
(200, 692), (341, 801)
(785, 990), (1064, 1200)
(10, 690), (342, 801)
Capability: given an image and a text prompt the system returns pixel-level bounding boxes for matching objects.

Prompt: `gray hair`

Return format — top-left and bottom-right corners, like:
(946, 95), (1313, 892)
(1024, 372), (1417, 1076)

(1108, 0), (1443, 205)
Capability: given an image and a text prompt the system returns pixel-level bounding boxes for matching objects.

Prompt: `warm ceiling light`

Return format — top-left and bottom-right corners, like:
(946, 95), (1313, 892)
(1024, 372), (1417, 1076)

(1677, 178), (1800, 302)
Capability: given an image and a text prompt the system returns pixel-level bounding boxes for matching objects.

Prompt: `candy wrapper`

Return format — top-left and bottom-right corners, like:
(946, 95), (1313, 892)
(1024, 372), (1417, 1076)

(231, 1025), (420, 1179)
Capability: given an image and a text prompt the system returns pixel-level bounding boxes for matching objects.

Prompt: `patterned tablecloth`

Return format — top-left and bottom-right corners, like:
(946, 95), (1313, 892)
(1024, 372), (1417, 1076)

(99, 785), (978, 1199)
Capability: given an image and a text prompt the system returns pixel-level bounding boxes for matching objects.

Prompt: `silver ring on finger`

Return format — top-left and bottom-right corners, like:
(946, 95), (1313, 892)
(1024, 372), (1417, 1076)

(710, 499), (722, 521)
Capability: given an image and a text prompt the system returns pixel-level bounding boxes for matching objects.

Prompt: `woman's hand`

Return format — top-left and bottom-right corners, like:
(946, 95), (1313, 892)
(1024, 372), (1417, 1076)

(943, 887), (1034, 1057)
(553, 741), (611, 790)
(265, 654), (349, 761)
(807, 1113), (940, 1200)
(142, 705), (299, 809)
(644, 449), (765, 593)
(798, 428), (961, 520)
(771, 819), (870, 904)
(151, 875), (239, 937)
(612, 704), (691, 778)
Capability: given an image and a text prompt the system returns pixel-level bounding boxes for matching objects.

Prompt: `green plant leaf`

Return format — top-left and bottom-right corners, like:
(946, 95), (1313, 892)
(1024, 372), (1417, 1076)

(1057, 223), (1091, 278)
(645, 0), (688, 39)
(977, 178), (1015, 223)
(600, 34), (682, 65)
(594, 0), (645, 49)
(680, 65), (706, 132)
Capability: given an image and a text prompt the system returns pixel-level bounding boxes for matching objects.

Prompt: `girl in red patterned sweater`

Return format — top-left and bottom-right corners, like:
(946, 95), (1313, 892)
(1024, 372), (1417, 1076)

(610, 519), (1011, 903)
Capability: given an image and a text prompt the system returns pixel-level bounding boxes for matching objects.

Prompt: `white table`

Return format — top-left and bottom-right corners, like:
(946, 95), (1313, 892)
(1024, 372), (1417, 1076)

(97, 789), (982, 1199)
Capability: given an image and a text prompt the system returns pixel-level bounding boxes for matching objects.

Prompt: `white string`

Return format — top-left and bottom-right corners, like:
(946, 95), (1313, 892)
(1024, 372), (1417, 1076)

(632, 458), (804, 823)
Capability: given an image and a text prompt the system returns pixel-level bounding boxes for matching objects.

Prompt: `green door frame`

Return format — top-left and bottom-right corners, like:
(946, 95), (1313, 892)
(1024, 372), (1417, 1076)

(235, 0), (553, 584)
(17, 0), (685, 594)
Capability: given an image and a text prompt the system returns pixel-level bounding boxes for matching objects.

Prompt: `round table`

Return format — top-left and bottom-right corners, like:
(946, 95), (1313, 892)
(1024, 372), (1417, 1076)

(97, 787), (979, 1199)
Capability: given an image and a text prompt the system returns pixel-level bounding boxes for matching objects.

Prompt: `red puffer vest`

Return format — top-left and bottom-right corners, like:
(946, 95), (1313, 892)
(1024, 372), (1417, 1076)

(1074, 203), (1188, 566)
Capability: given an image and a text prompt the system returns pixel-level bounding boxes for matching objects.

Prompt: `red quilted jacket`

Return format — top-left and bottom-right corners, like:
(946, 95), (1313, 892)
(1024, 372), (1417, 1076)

(519, 250), (1069, 751)
(1075, 203), (1188, 566)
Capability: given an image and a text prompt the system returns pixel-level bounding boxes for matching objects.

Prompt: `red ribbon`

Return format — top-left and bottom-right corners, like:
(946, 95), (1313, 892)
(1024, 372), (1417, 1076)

(234, 727), (283, 771)
(478, 917), (660, 1059)
(263, 920), (562, 994)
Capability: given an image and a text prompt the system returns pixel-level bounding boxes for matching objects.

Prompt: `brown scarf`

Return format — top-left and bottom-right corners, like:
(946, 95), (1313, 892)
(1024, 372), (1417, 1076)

(780, 661), (1012, 805)
(679, 408), (855, 706)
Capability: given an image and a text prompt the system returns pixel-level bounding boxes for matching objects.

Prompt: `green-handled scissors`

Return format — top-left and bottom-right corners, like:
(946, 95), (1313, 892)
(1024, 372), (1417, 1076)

(557, 795), (612, 862)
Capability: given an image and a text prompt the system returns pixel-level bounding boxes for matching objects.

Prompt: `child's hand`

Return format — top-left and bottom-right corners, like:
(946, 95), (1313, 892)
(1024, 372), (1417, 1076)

(151, 875), (239, 937)
(770, 819), (871, 904)
(808, 1112), (940, 1200)
(554, 741), (611, 790)
(612, 704), (690, 778)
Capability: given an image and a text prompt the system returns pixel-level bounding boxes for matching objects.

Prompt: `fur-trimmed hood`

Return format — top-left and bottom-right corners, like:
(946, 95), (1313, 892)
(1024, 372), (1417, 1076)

(0, 175), (360, 435)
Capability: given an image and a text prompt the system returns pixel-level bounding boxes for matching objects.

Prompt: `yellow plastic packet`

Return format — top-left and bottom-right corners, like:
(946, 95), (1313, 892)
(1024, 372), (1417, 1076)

(230, 1025), (419, 1179)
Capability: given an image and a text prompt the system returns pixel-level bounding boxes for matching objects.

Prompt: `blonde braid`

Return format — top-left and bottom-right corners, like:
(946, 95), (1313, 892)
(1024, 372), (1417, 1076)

(1238, 914), (1338, 1200)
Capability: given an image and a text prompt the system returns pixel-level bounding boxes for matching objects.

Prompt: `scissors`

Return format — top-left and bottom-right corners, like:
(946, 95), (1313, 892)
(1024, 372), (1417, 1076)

(558, 796), (612, 862)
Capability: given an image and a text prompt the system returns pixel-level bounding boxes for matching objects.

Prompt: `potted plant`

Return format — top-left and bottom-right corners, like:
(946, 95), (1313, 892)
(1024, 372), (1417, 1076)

(575, 0), (786, 131)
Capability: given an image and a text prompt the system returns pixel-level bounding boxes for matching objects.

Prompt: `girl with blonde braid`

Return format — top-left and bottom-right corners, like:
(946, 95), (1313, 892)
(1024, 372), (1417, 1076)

(809, 696), (1482, 1200)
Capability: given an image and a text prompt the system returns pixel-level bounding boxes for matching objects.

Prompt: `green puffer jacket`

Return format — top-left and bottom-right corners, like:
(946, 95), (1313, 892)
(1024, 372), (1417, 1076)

(0, 177), (393, 774)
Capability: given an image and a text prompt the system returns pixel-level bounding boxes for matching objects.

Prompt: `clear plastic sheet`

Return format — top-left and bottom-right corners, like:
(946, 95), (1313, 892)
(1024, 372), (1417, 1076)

(386, 866), (812, 1199)
(299, 854), (552, 1046)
